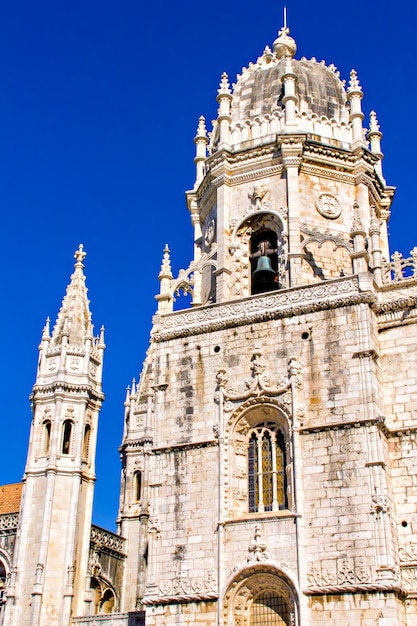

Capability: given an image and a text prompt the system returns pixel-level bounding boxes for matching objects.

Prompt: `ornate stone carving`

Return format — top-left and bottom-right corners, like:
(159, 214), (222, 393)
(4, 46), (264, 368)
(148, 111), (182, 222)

(90, 525), (126, 555)
(247, 526), (269, 563)
(156, 277), (360, 342)
(204, 219), (216, 247)
(370, 491), (389, 518)
(159, 570), (217, 597)
(307, 557), (371, 588)
(315, 193), (341, 219)
(216, 349), (291, 403)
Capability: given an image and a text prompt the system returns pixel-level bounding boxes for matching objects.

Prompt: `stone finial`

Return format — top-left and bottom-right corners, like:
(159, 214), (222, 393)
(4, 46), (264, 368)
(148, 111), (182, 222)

(369, 110), (381, 135)
(351, 202), (365, 234)
(50, 245), (93, 346)
(194, 116), (207, 141)
(218, 72), (231, 96)
(273, 26), (297, 59)
(74, 243), (86, 267)
(262, 45), (274, 63)
(42, 317), (51, 340)
(348, 69), (362, 93)
(158, 244), (173, 280)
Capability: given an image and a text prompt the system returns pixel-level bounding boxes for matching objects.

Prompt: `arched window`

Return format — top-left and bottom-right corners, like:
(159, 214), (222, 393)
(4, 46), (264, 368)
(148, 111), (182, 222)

(90, 577), (101, 615)
(250, 229), (279, 295)
(61, 420), (73, 455)
(134, 470), (142, 502)
(83, 425), (91, 461)
(100, 588), (115, 614)
(248, 422), (287, 513)
(43, 421), (51, 455)
(0, 559), (6, 605)
(251, 590), (290, 626)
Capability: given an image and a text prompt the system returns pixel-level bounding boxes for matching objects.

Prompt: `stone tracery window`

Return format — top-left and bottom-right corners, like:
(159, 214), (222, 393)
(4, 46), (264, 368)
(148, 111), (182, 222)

(248, 422), (287, 513)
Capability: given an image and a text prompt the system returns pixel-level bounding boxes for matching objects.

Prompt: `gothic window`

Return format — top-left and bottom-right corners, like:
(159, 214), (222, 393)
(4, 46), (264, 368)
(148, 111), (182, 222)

(134, 470), (142, 502)
(61, 420), (73, 455)
(248, 422), (287, 512)
(82, 425), (91, 461)
(43, 420), (51, 455)
(0, 559), (6, 606)
(251, 591), (290, 626)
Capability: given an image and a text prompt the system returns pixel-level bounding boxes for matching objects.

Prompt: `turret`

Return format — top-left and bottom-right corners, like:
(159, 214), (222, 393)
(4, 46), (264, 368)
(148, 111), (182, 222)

(4, 246), (105, 626)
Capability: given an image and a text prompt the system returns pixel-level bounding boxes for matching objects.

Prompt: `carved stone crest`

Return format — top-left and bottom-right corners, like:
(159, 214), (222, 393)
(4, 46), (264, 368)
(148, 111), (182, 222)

(315, 193), (341, 219)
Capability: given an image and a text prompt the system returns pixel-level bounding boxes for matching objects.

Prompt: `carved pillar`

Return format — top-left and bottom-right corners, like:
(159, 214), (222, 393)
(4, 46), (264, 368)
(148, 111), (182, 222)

(281, 137), (304, 287)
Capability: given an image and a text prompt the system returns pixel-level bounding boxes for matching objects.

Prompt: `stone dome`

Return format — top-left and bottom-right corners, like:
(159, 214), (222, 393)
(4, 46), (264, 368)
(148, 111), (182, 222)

(231, 52), (348, 126)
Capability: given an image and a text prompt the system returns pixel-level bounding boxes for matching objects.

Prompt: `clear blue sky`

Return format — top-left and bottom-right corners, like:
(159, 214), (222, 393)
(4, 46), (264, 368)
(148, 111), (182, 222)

(1, 1), (416, 530)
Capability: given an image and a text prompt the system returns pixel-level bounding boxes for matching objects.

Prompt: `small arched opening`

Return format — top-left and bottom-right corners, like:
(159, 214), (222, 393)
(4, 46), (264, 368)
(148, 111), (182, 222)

(61, 420), (73, 455)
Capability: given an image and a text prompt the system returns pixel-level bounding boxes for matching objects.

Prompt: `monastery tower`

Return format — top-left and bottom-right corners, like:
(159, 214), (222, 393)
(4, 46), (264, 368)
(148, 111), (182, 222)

(118, 24), (417, 626)
(1, 21), (417, 626)
(3, 247), (105, 626)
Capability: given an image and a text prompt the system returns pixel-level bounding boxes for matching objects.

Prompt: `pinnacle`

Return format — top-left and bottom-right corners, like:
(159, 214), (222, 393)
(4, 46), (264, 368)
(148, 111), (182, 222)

(50, 245), (93, 346)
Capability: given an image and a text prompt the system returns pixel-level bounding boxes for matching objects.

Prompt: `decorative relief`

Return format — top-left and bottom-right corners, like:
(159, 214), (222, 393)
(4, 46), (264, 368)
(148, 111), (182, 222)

(370, 490), (389, 518)
(246, 185), (272, 214)
(47, 358), (58, 372)
(65, 405), (75, 418)
(247, 526), (270, 563)
(216, 349), (292, 403)
(315, 194), (341, 219)
(399, 544), (417, 563)
(90, 525), (126, 555)
(69, 357), (81, 371)
(307, 557), (371, 588)
(159, 570), (217, 597)
(204, 219), (216, 247)
(157, 277), (360, 341)
(0, 513), (19, 530)
(401, 567), (417, 592)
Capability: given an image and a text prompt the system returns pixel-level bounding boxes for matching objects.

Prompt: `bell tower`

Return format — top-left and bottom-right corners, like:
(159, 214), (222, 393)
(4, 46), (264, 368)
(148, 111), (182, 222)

(4, 246), (105, 626)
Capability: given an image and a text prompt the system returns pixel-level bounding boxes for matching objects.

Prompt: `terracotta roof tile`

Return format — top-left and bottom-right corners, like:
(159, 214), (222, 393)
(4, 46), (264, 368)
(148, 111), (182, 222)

(0, 483), (23, 515)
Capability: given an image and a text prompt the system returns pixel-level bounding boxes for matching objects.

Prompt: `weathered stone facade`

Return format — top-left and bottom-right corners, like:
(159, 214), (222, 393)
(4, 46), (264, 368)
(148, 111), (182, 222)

(1, 21), (417, 626)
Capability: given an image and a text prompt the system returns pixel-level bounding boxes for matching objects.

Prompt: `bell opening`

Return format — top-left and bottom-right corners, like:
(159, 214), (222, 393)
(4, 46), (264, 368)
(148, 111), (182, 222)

(250, 230), (279, 295)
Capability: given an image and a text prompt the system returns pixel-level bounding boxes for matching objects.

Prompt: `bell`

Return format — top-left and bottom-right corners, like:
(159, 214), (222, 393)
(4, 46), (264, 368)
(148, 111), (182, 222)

(253, 255), (276, 282)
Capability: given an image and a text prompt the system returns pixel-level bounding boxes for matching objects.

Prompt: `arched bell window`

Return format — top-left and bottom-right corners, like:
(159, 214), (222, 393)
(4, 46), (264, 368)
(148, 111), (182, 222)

(250, 230), (280, 295)
(248, 422), (287, 512)
(134, 470), (142, 502)
(61, 420), (73, 455)
(82, 425), (91, 461)
(43, 420), (51, 455)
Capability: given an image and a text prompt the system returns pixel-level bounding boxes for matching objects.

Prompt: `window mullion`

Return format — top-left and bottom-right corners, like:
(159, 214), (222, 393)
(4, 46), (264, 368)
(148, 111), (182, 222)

(257, 436), (264, 512)
(271, 432), (278, 511)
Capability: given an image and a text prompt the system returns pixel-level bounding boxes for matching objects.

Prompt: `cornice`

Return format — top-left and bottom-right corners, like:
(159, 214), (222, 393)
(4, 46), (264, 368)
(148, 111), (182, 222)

(142, 593), (218, 606)
(31, 382), (104, 403)
(304, 582), (405, 598)
(300, 415), (382, 434)
(211, 165), (283, 190)
(300, 163), (354, 184)
(152, 439), (218, 455)
(153, 277), (372, 342)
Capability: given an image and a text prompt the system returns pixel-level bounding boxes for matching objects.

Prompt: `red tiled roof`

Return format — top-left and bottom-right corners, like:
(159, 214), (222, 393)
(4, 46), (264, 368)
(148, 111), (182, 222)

(0, 483), (23, 515)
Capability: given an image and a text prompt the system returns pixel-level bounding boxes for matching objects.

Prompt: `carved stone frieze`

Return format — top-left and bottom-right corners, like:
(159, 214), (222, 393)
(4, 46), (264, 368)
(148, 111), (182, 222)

(155, 277), (361, 341)
(307, 557), (372, 588)
(0, 513), (19, 530)
(159, 570), (217, 597)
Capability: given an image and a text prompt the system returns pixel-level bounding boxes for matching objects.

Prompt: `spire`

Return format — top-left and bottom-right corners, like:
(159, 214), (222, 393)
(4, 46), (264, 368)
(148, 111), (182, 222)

(158, 244), (173, 280)
(273, 8), (297, 59)
(51, 244), (92, 346)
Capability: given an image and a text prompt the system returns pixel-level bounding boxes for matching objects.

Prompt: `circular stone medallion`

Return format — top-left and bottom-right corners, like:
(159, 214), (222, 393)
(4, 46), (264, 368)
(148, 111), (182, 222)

(315, 194), (341, 219)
